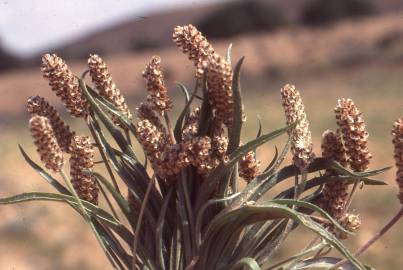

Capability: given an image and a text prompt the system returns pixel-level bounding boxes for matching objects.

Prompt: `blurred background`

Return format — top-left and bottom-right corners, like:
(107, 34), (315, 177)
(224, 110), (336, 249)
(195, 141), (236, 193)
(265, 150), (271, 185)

(1, 0), (402, 269)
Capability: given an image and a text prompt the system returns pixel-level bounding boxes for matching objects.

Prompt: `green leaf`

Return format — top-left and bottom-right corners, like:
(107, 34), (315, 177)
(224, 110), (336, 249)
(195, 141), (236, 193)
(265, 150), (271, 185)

(197, 75), (211, 136)
(0, 192), (120, 226)
(227, 56), (245, 155)
(156, 188), (173, 270)
(18, 145), (69, 194)
(174, 83), (198, 142)
(231, 257), (260, 270)
(290, 257), (374, 270)
(201, 203), (366, 270)
(271, 199), (351, 235)
(276, 175), (386, 200)
(79, 79), (138, 160)
(92, 172), (131, 222)
(195, 122), (296, 211)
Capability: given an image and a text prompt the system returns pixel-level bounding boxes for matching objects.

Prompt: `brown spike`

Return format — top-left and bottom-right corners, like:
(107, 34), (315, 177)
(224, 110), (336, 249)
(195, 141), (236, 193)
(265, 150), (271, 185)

(136, 102), (166, 132)
(88, 54), (132, 124)
(172, 24), (215, 77)
(27, 95), (75, 153)
(41, 53), (88, 118)
(392, 117), (403, 204)
(29, 115), (64, 172)
(205, 53), (234, 128)
(69, 135), (98, 205)
(335, 98), (372, 172)
(280, 84), (314, 170)
(239, 151), (260, 183)
(319, 129), (349, 219)
(142, 56), (172, 114)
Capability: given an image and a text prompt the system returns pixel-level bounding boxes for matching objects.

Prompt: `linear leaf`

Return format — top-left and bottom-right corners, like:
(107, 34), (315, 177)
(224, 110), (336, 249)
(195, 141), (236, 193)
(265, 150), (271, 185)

(19, 145), (69, 194)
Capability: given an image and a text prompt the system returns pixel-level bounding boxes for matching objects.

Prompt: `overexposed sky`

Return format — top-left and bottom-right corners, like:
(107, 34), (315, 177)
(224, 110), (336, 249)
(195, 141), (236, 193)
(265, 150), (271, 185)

(0, 0), (224, 56)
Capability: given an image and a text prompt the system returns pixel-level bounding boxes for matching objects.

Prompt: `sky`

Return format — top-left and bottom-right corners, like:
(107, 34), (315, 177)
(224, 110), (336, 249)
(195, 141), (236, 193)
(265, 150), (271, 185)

(0, 0), (224, 56)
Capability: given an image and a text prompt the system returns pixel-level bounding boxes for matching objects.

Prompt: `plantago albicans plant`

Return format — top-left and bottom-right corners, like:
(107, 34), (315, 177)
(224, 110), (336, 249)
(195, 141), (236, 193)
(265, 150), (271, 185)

(1, 24), (402, 270)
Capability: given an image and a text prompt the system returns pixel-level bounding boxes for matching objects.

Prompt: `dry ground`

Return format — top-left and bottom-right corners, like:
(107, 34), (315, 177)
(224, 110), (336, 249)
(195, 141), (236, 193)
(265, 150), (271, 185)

(0, 12), (403, 269)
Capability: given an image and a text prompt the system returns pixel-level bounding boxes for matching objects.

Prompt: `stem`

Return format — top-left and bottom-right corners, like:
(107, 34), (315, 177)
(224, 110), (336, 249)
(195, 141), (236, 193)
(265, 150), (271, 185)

(88, 121), (122, 195)
(125, 128), (132, 145)
(60, 170), (108, 252)
(97, 181), (120, 220)
(344, 179), (360, 212)
(330, 207), (403, 270)
(132, 175), (156, 269)
(164, 111), (176, 144)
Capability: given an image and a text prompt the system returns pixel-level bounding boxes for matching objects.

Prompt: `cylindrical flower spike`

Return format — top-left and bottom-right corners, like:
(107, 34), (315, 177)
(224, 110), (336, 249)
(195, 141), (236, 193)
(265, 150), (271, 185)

(135, 119), (169, 173)
(88, 54), (132, 123)
(27, 95), (75, 153)
(158, 143), (191, 177)
(392, 117), (403, 204)
(136, 102), (166, 132)
(239, 151), (260, 183)
(319, 129), (349, 219)
(142, 56), (172, 114)
(41, 53), (88, 118)
(205, 53), (234, 128)
(69, 135), (99, 205)
(29, 115), (64, 172)
(280, 84), (314, 170)
(334, 98), (372, 172)
(172, 24), (215, 77)
(187, 136), (213, 175)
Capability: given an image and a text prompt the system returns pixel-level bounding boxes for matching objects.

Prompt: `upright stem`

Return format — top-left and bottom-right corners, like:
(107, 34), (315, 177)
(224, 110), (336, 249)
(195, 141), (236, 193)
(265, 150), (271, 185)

(164, 111), (176, 144)
(88, 121), (122, 195)
(330, 207), (403, 269)
(132, 175), (156, 269)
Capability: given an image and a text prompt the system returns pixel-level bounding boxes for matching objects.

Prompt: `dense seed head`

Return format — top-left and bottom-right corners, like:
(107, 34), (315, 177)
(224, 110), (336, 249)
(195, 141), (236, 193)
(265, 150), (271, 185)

(69, 135), (98, 205)
(182, 107), (200, 141)
(319, 130), (349, 219)
(335, 98), (372, 172)
(187, 136), (213, 174)
(136, 102), (166, 132)
(205, 53), (234, 128)
(172, 24), (215, 76)
(27, 96), (75, 153)
(88, 54), (132, 123)
(41, 53), (88, 118)
(29, 115), (64, 172)
(335, 213), (361, 240)
(280, 84), (314, 170)
(135, 119), (168, 172)
(157, 143), (190, 177)
(142, 56), (172, 114)
(239, 151), (260, 183)
(392, 117), (403, 204)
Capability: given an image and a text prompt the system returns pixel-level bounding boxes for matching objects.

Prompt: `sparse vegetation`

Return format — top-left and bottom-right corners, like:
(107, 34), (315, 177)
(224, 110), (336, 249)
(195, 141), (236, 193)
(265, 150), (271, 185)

(1, 24), (402, 270)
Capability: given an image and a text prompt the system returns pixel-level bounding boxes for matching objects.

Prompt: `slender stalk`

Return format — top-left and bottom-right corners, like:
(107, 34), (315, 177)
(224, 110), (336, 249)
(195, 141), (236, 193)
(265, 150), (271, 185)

(330, 207), (403, 270)
(132, 175), (156, 269)
(164, 111), (176, 144)
(88, 121), (122, 195)
(344, 179), (360, 212)
(60, 170), (108, 252)
(125, 128), (132, 146)
(97, 181), (120, 220)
